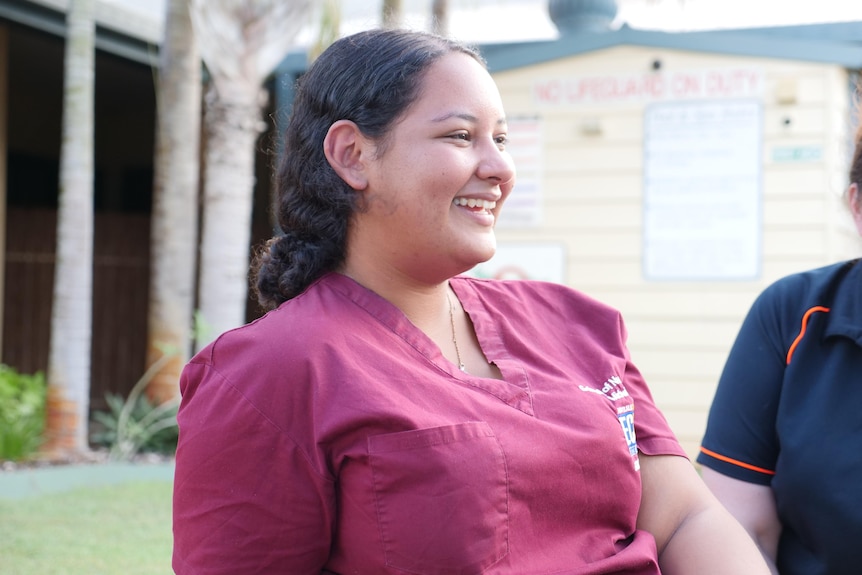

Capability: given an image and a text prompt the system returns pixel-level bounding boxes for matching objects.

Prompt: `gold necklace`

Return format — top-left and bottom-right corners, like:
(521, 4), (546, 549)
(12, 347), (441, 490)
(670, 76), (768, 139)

(447, 291), (468, 373)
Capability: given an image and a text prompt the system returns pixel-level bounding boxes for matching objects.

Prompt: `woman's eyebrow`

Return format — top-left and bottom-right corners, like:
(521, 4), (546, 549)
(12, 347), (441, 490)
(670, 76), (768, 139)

(431, 111), (477, 123)
(431, 112), (508, 126)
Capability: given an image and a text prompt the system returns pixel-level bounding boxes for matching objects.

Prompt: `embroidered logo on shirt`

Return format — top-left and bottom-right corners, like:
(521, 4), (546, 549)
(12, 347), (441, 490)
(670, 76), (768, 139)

(579, 375), (639, 471)
(578, 375), (630, 402)
(616, 403), (640, 471)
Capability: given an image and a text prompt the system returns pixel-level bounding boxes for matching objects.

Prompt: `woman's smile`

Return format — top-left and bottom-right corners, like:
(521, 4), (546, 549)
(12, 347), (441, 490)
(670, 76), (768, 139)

(452, 197), (497, 211)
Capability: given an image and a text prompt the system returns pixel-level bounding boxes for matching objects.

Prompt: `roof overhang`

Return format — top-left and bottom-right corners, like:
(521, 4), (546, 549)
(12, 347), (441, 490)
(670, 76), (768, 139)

(0, 0), (159, 65)
(481, 23), (862, 72)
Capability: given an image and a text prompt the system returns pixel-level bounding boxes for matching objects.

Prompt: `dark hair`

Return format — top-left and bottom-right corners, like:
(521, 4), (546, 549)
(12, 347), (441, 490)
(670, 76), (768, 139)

(252, 29), (483, 310)
(851, 81), (862, 191)
(846, 80), (862, 226)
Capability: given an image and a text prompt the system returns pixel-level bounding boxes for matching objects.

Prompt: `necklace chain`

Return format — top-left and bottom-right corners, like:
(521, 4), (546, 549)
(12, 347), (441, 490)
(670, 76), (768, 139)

(447, 292), (468, 373)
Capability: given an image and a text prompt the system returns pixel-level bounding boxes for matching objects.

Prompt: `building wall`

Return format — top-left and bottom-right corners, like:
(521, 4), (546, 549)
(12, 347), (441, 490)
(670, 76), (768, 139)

(489, 45), (860, 457)
(2, 20), (158, 409)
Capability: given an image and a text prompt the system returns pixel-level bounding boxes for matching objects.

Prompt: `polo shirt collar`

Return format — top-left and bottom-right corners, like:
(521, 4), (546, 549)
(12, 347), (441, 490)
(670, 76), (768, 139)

(823, 258), (862, 346)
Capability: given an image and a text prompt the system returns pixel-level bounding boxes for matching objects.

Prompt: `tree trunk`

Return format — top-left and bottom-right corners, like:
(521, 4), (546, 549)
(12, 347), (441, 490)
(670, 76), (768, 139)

(189, 0), (315, 350)
(432, 0), (449, 36)
(43, 0), (96, 457)
(146, 0), (202, 403)
(309, 0), (341, 62)
(195, 85), (264, 350)
(383, 0), (402, 28)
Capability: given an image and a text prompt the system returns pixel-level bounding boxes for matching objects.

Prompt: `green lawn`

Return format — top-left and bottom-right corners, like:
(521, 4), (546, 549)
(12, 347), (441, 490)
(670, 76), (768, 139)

(0, 480), (173, 575)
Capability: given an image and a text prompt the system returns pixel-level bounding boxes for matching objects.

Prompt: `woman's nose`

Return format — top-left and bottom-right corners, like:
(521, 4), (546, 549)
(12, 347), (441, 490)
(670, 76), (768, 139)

(477, 141), (516, 185)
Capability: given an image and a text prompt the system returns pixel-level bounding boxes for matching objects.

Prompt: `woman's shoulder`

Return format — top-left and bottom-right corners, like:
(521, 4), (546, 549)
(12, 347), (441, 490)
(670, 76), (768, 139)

(179, 277), (360, 419)
(453, 275), (620, 319)
(754, 259), (859, 310)
(192, 275), (352, 371)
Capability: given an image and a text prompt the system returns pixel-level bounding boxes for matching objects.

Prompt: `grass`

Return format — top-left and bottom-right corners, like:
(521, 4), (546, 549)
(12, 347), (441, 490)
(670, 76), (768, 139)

(0, 480), (173, 575)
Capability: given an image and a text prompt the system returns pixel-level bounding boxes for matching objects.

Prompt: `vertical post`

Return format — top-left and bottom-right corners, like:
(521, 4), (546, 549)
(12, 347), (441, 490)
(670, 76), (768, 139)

(0, 24), (8, 361)
(44, 0), (96, 455)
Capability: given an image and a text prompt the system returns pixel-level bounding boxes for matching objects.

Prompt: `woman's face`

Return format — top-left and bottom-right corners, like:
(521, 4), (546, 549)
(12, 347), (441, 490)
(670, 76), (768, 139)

(355, 52), (516, 283)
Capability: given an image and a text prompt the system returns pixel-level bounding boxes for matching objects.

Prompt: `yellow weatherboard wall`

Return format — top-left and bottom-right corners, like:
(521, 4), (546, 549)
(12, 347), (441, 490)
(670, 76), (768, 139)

(488, 43), (860, 457)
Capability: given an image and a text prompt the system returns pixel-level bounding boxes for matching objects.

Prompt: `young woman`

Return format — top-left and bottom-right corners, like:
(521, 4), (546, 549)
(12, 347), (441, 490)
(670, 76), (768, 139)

(698, 116), (862, 574)
(172, 28), (769, 575)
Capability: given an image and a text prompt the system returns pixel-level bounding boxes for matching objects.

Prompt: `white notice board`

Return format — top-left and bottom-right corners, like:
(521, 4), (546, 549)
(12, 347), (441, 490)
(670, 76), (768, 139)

(643, 100), (762, 281)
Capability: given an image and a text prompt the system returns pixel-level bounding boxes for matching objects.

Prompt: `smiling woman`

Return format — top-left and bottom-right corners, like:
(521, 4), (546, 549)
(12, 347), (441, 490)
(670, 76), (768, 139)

(171, 28), (771, 575)
(326, 49), (514, 292)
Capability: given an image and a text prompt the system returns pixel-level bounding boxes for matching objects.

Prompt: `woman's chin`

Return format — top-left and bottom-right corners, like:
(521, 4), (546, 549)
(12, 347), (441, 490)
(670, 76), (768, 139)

(459, 244), (497, 273)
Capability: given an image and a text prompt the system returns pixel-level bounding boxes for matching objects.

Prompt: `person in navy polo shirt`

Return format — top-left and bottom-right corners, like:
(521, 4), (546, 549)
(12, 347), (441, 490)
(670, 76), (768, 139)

(172, 28), (769, 575)
(698, 105), (862, 574)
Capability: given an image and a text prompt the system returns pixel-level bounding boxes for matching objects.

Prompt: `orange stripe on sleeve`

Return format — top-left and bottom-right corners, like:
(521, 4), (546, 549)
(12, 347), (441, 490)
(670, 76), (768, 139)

(785, 306), (830, 365)
(699, 447), (776, 476)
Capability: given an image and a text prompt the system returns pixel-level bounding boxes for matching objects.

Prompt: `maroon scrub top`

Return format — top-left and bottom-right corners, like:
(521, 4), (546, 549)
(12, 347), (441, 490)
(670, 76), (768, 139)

(173, 273), (685, 574)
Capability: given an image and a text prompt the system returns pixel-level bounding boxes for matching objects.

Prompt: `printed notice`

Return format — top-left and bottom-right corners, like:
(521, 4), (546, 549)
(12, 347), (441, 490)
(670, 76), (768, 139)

(643, 100), (762, 281)
(533, 67), (764, 107)
(497, 116), (542, 228)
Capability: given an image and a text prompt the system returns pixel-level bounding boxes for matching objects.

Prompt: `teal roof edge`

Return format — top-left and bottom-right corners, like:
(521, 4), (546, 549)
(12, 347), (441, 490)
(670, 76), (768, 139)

(277, 21), (862, 78)
(480, 22), (862, 72)
(0, 0), (156, 65)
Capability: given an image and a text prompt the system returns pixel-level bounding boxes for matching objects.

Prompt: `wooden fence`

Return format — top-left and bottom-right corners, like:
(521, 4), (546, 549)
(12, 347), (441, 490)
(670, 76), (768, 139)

(3, 208), (150, 411)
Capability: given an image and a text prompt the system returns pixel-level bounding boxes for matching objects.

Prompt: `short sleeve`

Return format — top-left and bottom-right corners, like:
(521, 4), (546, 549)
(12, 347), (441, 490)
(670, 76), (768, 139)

(618, 316), (688, 459)
(696, 288), (787, 485)
(172, 359), (336, 575)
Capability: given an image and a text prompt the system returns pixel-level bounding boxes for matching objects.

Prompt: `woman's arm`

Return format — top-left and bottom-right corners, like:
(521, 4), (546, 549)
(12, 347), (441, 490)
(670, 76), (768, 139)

(637, 454), (771, 575)
(172, 361), (336, 574)
(701, 467), (781, 574)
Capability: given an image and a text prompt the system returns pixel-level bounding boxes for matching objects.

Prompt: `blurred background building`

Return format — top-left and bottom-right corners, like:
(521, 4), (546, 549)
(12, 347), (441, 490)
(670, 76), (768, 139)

(2, 0), (862, 455)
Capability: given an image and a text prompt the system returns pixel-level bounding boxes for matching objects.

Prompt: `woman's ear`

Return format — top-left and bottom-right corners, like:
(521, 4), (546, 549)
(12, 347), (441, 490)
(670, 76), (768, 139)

(323, 120), (370, 190)
(850, 183), (862, 236)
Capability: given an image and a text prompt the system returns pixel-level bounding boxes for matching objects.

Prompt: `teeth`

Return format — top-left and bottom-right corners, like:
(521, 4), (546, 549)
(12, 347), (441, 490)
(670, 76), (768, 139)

(453, 197), (497, 210)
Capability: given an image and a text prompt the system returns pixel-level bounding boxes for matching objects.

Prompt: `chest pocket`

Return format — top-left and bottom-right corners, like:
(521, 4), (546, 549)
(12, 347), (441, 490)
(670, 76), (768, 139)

(368, 421), (509, 575)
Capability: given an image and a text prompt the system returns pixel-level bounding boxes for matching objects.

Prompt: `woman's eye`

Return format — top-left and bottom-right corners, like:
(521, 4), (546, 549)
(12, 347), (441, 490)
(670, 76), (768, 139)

(495, 135), (509, 147)
(449, 132), (470, 141)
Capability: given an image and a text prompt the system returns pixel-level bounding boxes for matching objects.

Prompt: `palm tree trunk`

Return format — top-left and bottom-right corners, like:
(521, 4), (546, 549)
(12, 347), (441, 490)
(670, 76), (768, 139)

(146, 0), (202, 403)
(189, 0), (315, 351)
(383, 0), (403, 27)
(432, 0), (449, 36)
(43, 0), (96, 456)
(195, 86), (264, 350)
(0, 26), (8, 360)
(309, 0), (341, 62)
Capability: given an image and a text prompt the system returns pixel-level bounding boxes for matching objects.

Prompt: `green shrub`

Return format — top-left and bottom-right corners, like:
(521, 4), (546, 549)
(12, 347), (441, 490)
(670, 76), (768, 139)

(89, 351), (179, 460)
(90, 392), (179, 459)
(0, 365), (46, 461)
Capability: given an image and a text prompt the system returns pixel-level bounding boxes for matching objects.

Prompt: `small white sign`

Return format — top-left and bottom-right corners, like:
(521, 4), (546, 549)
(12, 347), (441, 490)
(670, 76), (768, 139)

(497, 117), (543, 228)
(469, 242), (567, 284)
(772, 146), (823, 163)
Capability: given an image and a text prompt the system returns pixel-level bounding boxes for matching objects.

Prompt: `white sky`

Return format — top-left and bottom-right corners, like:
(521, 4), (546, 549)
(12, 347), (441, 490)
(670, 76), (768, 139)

(324, 0), (862, 46)
(617, 0), (862, 31)
(101, 0), (862, 46)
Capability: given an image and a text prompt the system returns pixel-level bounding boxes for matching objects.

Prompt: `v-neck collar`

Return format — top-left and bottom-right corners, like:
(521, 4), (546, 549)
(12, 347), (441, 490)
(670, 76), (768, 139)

(322, 273), (534, 415)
